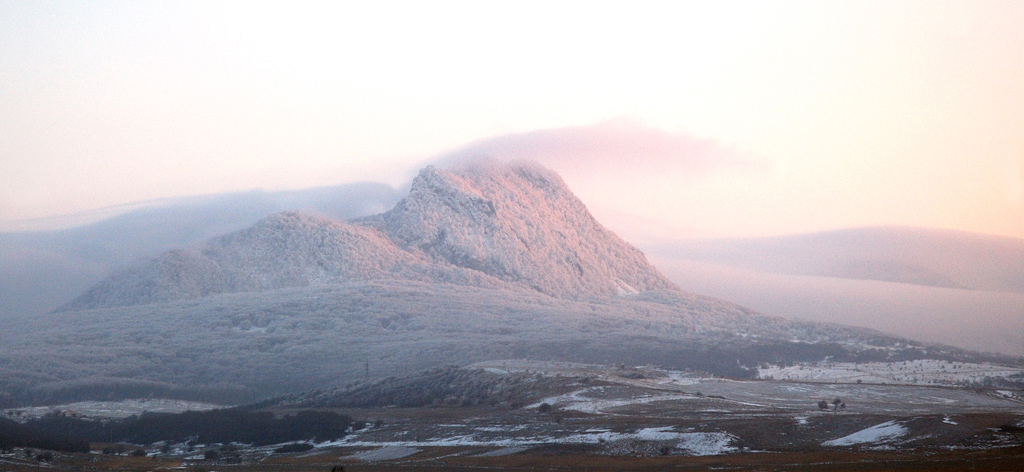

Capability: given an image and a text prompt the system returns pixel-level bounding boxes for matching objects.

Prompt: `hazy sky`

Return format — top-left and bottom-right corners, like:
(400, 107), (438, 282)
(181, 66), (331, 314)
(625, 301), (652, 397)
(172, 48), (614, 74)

(2, 1), (1022, 239)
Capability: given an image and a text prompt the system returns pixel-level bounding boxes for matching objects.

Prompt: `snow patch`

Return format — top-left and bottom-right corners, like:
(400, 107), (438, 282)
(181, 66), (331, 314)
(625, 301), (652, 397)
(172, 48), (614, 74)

(530, 387), (694, 414)
(351, 446), (421, 461)
(676, 432), (739, 456)
(635, 426), (683, 441)
(759, 360), (1023, 387)
(473, 446), (529, 457)
(822, 421), (907, 446)
(328, 426), (736, 455)
(615, 279), (639, 296)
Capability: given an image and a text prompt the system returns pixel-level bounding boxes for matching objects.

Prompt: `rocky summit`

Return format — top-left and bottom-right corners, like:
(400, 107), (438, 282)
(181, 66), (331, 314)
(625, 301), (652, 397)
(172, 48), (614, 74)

(359, 161), (676, 299)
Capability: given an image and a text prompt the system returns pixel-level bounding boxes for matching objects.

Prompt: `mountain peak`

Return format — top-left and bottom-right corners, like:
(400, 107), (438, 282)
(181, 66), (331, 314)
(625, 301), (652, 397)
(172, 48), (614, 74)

(361, 160), (677, 299)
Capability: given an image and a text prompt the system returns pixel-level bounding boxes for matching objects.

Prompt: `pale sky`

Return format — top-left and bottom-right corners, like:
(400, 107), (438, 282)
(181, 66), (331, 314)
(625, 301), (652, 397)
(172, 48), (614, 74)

(1, 0), (1022, 239)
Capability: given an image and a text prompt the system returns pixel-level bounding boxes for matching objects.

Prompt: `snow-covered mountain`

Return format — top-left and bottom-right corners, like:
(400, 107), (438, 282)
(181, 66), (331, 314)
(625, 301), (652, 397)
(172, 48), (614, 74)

(360, 161), (676, 299)
(0, 181), (401, 319)
(64, 161), (676, 309)
(60, 212), (506, 311)
(4, 161), (1014, 408)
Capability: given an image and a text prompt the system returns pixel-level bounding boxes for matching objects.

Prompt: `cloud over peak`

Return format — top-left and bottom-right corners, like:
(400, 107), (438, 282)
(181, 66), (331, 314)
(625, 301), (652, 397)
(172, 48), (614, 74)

(438, 120), (762, 179)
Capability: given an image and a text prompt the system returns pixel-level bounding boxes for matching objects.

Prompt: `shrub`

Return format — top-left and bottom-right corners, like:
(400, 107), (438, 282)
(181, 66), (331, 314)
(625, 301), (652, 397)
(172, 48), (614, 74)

(273, 442), (314, 454)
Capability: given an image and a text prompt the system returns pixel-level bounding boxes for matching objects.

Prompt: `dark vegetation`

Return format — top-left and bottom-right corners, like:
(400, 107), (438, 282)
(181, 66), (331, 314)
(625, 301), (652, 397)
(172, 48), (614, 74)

(580, 342), (851, 378)
(24, 408), (352, 446)
(8, 377), (252, 408)
(292, 366), (569, 409)
(274, 442), (315, 453)
(0, 417), (89, 453)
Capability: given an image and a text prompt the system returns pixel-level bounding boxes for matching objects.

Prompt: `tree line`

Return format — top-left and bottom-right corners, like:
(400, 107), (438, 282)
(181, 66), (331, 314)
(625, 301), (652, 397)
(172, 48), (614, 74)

(21, 407), (353, 448)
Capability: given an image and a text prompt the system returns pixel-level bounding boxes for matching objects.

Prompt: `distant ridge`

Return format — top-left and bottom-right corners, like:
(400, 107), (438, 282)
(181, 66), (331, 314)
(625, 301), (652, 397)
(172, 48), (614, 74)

(650, 226), (1024, 293)
(0, 181), (401, 318)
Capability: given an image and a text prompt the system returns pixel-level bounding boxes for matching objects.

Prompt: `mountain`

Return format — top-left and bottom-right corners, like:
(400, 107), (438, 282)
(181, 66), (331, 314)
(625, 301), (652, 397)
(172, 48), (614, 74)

(1, 161), (1011, 408)
(64, 161), (676, 310)
(59, 212), (509, 311)
(359, 162), (677, 299)
(0, 182), (402, 319)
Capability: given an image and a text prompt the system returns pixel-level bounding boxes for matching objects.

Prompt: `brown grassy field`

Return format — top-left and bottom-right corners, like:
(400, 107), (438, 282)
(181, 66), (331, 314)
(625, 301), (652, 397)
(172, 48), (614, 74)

(4, 445), (1024, 472)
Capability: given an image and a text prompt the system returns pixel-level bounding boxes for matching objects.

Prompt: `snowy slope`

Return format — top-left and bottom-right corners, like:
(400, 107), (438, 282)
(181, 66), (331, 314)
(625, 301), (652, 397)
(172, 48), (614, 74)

(0, 182), (401, 319)
(360, 161), (676, 299)
(60, 212), (506, 310)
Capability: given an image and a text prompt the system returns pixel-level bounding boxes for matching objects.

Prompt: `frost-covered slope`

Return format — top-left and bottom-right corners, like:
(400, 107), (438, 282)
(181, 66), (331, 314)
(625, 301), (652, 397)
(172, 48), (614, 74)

(3, 279), (926, 405)
(360, 161), (676, 299)
(60, 212), (504, 310)
(0, 181), (401, 320)
(64, 161), (676, 309)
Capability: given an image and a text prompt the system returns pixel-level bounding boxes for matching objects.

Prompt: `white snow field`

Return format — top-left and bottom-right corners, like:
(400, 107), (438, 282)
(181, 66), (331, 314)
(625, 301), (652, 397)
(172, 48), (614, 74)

(675, 432), (739, 455)
(328, 426), (737, 456)
(351, 445), (421, 461)
(758, 360), (1024, 387)
(3, 398), (221, 421)
(530, 387), (695, 415)
(475, 360), (1023, 415)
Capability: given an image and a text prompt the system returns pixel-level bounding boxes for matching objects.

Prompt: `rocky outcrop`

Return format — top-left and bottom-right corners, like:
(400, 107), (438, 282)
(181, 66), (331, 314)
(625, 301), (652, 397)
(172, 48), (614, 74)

(359, 161), (676, 298)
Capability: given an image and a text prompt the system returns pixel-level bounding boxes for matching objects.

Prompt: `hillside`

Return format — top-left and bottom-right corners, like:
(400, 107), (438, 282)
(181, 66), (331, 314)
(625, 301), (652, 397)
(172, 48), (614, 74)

(1, 279), (940, 407)
(0, 182), (401, 319)
(59, 212), (504, 311)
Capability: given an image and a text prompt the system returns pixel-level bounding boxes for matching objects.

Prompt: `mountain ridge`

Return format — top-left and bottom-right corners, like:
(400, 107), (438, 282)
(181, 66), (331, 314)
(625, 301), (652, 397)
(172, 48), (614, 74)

(0, 181), (402, 319)
(63, 161), (677, 310)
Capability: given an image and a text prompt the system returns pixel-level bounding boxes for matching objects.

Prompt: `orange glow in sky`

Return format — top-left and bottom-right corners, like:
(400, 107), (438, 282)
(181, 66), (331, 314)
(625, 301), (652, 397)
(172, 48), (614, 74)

(1, 1), (1021, 239)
